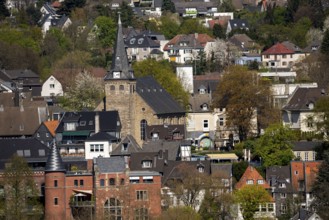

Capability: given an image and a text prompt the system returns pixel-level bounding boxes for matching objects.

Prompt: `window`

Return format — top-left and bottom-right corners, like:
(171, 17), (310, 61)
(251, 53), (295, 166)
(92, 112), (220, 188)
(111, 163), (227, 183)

(135, 208), (149, 220)
(199, 88), (206, 94)
(50, 84), (55, 89)
(297, 152), (301, 158)
(198, 166), (204, 173)
(122, 143), (128, 151)
(257, 179), (264, 184)
(74, 180), (78, 187)
(110, 85), (115, 91)
(104, 198), (122, 219)
(313, 152), (316, 161)
(265, 55), (270, 59)
(80, 180), (84, 186)
(280, 193), (286, 198)
(246, 179), (254, 184)
(282, 54), (287, 58)
(305, 152), (309, 161)
(294, 171), (298, 175)
(39, 149), (45, 156)
(268, 203), (274, 212)
(23, 150), (31, 157)
(46, 132), (50, 137)
(36, 132), (40, 137)
(120, 178), (125, 185)
(109, 178), (115, 186)
(202, 104), (208, 111)
(79, 121), (86, 126)
(143, 176), (153, 183)
(261, 204), (266, 212)
(90, 144), (104, 152)
(54, 198), (58, 205)
(136, 190), (148, 201)
(113, 72), (120, 78)
(203, 120), (209, 129)
(281, 204), (287, 214)
(100, 179), (105, 187)
(119, 85), (124, 91)
(143, 48), (147, 51)
(140, 120), (147, 141)
(54, 180), (58, 187)
(282, 61), (287, 66)
(130, 177), (140, 184)
(142, 160), (152, 168)
(219, 117), (224, 126)
(279, 183), (286, 188)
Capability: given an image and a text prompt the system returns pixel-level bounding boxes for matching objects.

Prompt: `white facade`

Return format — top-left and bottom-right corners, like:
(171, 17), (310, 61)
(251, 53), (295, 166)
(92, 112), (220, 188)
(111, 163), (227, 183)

(262, 53), (306, 69)
(176, 66), (194, 93)
(41, 75), (63, 97)
(85, 140), (112, 159)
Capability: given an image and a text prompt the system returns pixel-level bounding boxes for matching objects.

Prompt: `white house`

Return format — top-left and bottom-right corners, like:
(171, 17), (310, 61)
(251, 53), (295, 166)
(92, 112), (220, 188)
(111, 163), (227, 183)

(84, 132), (117, 159)
(41, 75), (63, 97)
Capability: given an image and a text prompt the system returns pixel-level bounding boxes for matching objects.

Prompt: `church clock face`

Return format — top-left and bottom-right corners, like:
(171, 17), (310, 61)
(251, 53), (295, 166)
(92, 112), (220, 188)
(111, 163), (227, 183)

(200, 137), (212, 148)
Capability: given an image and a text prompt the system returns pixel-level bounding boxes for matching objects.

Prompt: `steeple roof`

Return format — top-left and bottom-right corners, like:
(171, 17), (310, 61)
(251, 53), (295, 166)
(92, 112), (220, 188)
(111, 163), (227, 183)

(104, 13), (134, 80)
(45, 142), (65, 172)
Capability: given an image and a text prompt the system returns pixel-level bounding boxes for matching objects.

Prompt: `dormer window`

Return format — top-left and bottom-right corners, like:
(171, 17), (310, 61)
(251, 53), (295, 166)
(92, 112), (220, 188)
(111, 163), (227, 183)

(142, 160), (152, 168)
(130, 38), (136, 44)
(199, 88), (206, 94)
(113, 72), (120, 79)
(79, 121), (86, 126)
(198, 166), (204, 173)
(202, 104), (208, 111)
(152, 132), (159, 140)
(308, 102), (314, 110)
(122, 143), (128, 151)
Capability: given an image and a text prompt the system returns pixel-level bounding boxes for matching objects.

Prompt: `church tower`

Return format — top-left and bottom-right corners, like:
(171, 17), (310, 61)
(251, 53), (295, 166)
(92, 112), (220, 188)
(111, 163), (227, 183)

(104, 13), (136, 139)
(44, 143), (66, 220)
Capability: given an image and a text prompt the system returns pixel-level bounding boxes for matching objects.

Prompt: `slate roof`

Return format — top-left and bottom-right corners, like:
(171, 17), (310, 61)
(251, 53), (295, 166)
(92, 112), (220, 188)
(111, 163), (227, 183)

(95, 157), (126, 173)
(228, 19), (249, 30)
(42, 2), (57, 16)
(229, 34), (261, 52)
(146, 124), (185, 141)
(56, 111), (121, 133)
(193, 74), (220, 94)
(45, 142), (65, 172)
(189, 94), (212, 112)
(136, 76), (185, 115)
(86, 132), (118, 141)
(130, 151), (168, 173)
(43, 120), (59, 137)
(104, 14), (134, 80)
(211, 163), (232, 178)
(174, 1), (216, 14)
(266, 165), (293, 194)
(292, 141), (321, 151)
(283, 88), (324, 111)
(141, 140), (181, 161)
(111, 135), (142, 156)
(262, 42), (295, 55)
(139, 30), (166, 41)
(282, 41), (302, 53)
(51, 15), (70, 28)
(291, 209), (322, 220)
(1, 69), (39, 79)
(125, 35), (160, 48)
(0, 138), (49, 170)
(302, 40), (322, 53)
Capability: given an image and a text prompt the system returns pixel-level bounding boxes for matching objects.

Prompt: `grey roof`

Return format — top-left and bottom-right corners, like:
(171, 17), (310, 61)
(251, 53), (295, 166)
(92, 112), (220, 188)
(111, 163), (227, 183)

(146, 124), (185, 141)
(139, 30), (166, 41)
(0, 138), (49, 170)
(189, 94), (212, 112)
(51, 15), (69, 28)
(282, 41), (302, 53)
(283, 88), (325, 111)
(125, 35), (160, 48)
(130, 151), (168, 173)
(293, 141), (321, 151)
(136, 76), (185, 115)
(104, 14), (134, 80)
(38, 13), (51, 26)
(302, 40), (322, 53)
(1, 69), (39, 79)
(129, 170), (161, 176)
(229, 19), (249, 29)
(42, 2), (57, 16)
(95, 157), (126, 173)
(86, 132), (118, 141)
(266, 165), (293, 194)
(291, 209), (321, 220)
(211, 163), (232, 178)
(229, 34), (260, 52)
(111, 135), (142, 156)
(141, 140), (181, 161)
(174, 1), (216, 14)
(154, 0), (163, 7)
(45, 143), (66, 172)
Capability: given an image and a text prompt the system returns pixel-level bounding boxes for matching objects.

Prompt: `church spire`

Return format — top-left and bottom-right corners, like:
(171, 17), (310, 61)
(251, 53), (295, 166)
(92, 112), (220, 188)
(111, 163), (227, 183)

(45, 142), (65, 173)
(104, 13), (134, 80)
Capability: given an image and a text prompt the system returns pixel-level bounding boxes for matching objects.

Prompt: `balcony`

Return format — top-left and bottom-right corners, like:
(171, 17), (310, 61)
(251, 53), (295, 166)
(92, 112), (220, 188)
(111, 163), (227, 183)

(70, 201), (94, 207)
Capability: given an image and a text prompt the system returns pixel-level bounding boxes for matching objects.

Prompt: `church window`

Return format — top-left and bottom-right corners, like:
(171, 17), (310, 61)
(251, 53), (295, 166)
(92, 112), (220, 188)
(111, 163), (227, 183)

(140, 120), (147, 140)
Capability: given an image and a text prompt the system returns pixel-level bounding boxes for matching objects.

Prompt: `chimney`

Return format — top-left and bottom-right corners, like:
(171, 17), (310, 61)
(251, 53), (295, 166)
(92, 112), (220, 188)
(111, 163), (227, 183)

(95, 112), (100, 134)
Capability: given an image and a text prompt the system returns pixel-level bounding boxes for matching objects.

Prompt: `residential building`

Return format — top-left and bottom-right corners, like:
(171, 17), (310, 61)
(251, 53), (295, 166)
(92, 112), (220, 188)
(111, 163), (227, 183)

(34, 120), (59, 146)
(173, 0), (218, 17)
(293, 141), (321, 162)
(226, 19), (249, 35)
(104, 15), (186, 146)
(282, 87), (325, 132)
(41, 75), (64, 97)
(84, 132), (118, 160)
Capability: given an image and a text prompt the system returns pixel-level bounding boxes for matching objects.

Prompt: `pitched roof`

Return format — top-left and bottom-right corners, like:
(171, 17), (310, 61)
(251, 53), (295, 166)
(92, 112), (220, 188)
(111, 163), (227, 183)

(43, 120), (59, 137)
(228, 19), (249, 30)
(235, 165), (270, 189)
(229, 34), (261, 51)
(136, 76), (185, 115)
(141, 140), (181, 161)
(302, 40), (322, 53)
(95, 157), (126, 173)
(0, 138), (49, 170)
(290, 161), (321, 193)
(125, 35), (160, 48)
(283, 87), (325, 111)
(282, 41), (301, 53)
(1, 69), (39, 79)
(211, 163), (232, 179)
(163, 34), (213, 51)
(293, 141), (321, 151)
(262, 42), (295, 55)
(104, 14), (134, 80)
(86, 131), (118, 141)
(111, 135), (142, 156)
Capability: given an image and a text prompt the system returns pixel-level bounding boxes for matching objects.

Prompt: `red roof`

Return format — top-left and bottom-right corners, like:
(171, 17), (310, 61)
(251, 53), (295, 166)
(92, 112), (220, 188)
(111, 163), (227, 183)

(51, 1), (61, 8)
(43, 120), (59, 137)
(163, 34), (214, 51)
(235, 165), (270, 190)
(262, 42), (295, 55)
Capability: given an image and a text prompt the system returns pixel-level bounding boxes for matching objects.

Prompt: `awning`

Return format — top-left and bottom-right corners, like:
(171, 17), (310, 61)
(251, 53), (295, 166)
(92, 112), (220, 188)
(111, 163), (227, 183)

(63, 131), (91, 136)
(73, 189), (93, 194)
(75, 193), (87, 197)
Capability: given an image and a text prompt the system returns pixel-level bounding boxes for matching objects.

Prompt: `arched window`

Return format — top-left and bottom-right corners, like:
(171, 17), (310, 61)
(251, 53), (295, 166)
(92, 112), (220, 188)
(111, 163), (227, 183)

(119, 85), (124, 91)
(104, 198), (122, 219)
(110, 85), (115, 91)
(140, 120), (147, 141)
(109, 178), (115, 186)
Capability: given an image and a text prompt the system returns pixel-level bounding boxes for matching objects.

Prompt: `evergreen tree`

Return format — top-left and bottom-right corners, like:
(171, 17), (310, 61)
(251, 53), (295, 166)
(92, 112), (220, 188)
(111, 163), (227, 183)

(0, 0), (10, 20)
(213, 24), (225, 39)
(321, 29), (329, 56)
(162, 0), (175, 13)
(312, 151), (329, 219)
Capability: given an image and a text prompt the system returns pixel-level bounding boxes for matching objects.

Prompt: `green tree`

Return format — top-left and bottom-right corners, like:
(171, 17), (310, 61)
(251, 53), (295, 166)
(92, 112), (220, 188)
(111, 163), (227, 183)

(290, 17), (312, 48)
(157, 207), (201, 220)
(254, 124), (297, 168)
(179, 18), (212, 35)
(159, 13), (180, 39)
(232, 161), (249, 182)
(133, 59), (189, 108)
(321, 29), (329, 56)
(94, 16), (116, 48)
(312, 151), (329, 219)
(59, 0), (86, 15)
(162, 0), (175, 13)
(59, 70), (104, 111)
(212, 66), (277, 141)
(234, 185), (271, 220)
(312, 96), (329, 137)
(0, 155), (43, 219)
(212, 23), (226, 39)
